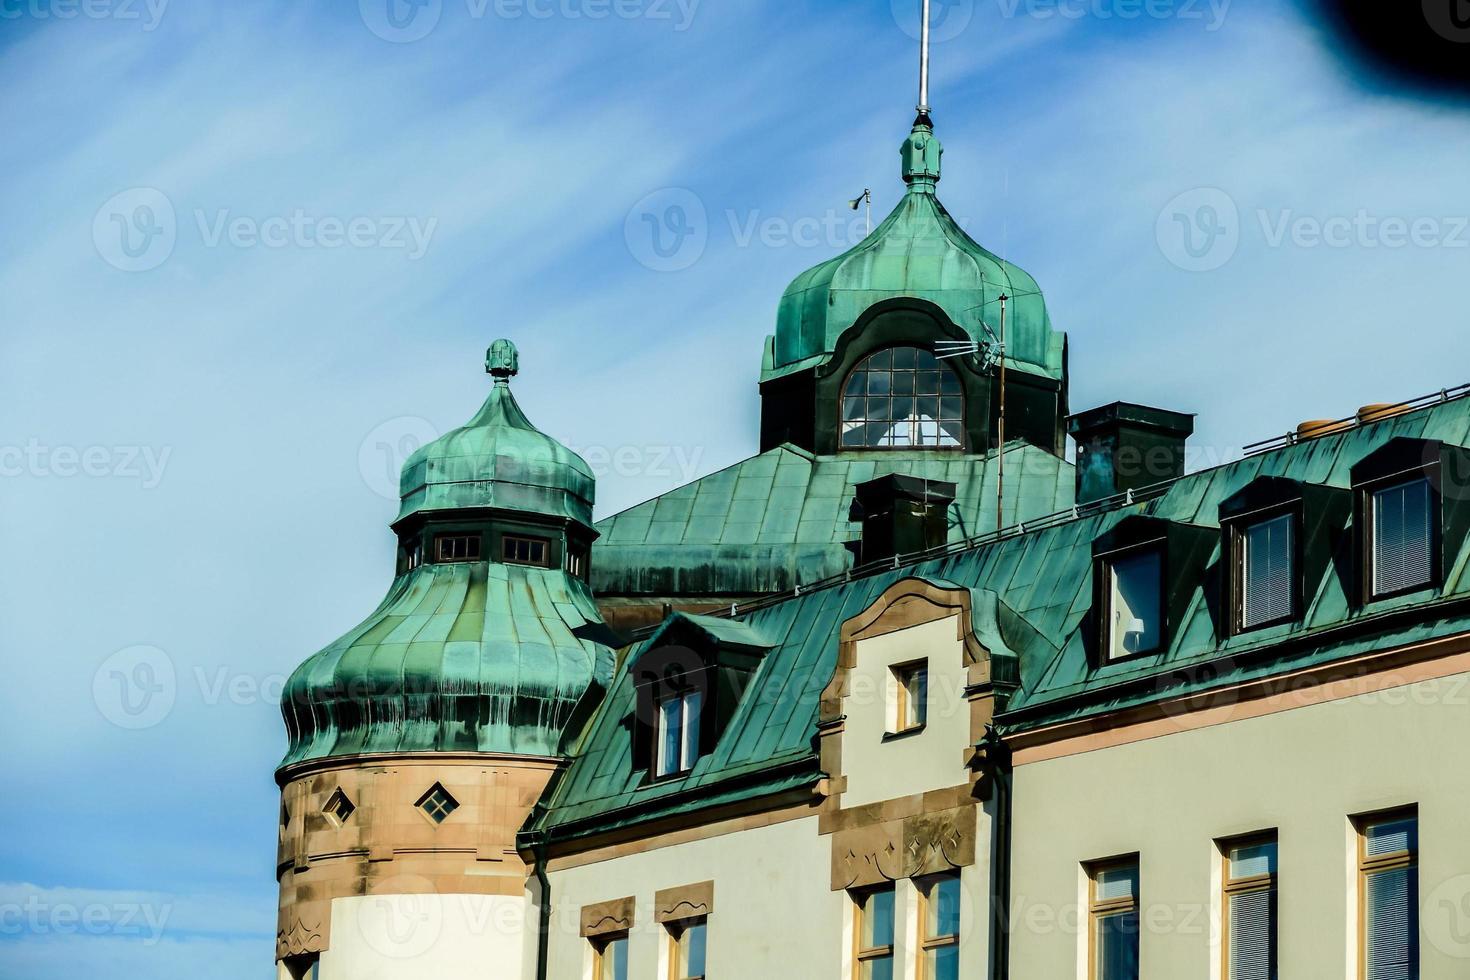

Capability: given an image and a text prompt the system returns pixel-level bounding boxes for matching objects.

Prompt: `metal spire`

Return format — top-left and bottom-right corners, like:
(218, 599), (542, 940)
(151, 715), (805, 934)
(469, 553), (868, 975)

(918, 0), (932, 113)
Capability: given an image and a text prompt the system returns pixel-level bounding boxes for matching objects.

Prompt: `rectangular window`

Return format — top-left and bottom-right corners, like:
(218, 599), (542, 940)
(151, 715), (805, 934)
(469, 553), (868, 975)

(435, 533), (482, 563)
(667, 918), (707, 980)
(1105, 550), (1163, 660)
(1088, 860), (1140, 980)
(1357, 810), (1419, 980)
(891, 661), (928, 734)
(853, 886), (896, 980)
(593, 934), (630, 980)
(566, 544), (588, 580)
(1239, 514), (1296, 630)
(917, 874), (960, 980)
(502, 534), (550, 567)
(1370, 478), (1435, 598)
(656, 690), (702, 777)
(1222, 837), (1277, 980)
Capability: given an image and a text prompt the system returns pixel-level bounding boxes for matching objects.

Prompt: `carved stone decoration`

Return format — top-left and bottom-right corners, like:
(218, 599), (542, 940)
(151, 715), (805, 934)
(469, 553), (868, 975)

(830, 806), (976, 891)
(276, 915), (326, 960)
(654, 881), (714, 924)
(580, 896), (636, 938)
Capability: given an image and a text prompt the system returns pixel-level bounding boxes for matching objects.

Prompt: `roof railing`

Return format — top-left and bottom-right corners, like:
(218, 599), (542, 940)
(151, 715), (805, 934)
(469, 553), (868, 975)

(625, 379), (1469, 640)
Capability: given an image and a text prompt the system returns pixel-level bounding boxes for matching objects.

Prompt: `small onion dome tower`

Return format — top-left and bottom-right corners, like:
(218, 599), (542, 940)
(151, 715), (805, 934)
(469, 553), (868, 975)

(273, 341), (613, 980)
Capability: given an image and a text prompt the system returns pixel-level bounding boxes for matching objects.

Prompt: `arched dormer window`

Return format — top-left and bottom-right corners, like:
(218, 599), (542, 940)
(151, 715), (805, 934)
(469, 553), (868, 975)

(840, 347), (964, 449)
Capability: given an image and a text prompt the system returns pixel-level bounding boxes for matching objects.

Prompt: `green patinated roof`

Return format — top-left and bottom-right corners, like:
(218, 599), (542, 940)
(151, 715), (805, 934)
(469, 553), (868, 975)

(398, 367), (595, 529)
(280, 561), (614, 770)
(765, 118), (1063, 384)
(591, 443), (1075, 597)
(536, 396), (1470, 841)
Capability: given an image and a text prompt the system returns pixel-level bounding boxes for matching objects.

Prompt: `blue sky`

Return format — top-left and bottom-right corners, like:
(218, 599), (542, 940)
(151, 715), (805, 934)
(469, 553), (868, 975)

(2, 0), (1469, 975)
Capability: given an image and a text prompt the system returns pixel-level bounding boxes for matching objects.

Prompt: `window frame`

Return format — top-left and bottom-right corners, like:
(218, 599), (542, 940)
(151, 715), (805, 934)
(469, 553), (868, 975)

(1096, 541), (1167, 663)
(654, 688), (704, 779)
(434, 532), (483, 564)
(415, 783), (460, 825)
(665, 916), (708, 980)
(592, 932), (630, 980)
(501, 533), (551, 568)
(1226, 503), (1303, 635)
(1360, 472), (1441, 602)
(839, 345), (967, 452)
(852, 884), (897, 980)
(1087, 857), (1141, 980)
(916, 873), (961, 980)
(888, 660), (929, 738)
(1219, 833), (1278, 980)
(1354, 807), (1419, 980)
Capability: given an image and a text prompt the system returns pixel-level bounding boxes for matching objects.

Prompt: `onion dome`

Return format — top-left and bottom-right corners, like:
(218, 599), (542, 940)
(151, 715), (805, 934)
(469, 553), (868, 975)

(765, 113), (1062, 385)
(397, 338), (596, 528)
(279, 341), (613, 771)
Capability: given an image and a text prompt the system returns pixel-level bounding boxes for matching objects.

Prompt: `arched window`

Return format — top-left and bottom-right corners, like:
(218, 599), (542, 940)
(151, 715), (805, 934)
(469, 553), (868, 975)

(841, 347), (964, 449)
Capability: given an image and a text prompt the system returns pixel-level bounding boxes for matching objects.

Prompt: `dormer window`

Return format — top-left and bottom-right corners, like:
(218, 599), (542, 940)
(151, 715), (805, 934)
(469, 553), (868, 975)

(841, 347), (964, 449)
(1103, 548), (1163, 660)
(656, 689), (703, 778)
(1236, 512), (1297, 632)
(435, 533), (482, 563)
(502, 534), (550, 568)
(1367, 477), (1435, 599)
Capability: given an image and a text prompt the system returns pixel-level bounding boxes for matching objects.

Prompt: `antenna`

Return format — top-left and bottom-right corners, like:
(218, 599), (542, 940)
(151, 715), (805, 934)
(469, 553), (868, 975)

(918, 0), (932, 112)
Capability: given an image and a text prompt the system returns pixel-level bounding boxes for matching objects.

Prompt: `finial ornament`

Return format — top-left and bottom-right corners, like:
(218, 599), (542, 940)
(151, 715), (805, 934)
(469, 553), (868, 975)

(918, 0), (932, 113)
(487, 339), (520, 383)
(902, 0), (942, 191)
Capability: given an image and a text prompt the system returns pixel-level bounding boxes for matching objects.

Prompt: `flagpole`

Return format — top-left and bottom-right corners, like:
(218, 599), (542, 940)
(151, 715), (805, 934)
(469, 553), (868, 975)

(919, 0), (931, 111)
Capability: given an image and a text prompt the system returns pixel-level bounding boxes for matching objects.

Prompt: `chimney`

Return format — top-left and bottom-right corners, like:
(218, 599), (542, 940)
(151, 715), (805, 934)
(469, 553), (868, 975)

(1067, 402), (1195, 506)
(850, 474), (956, 565)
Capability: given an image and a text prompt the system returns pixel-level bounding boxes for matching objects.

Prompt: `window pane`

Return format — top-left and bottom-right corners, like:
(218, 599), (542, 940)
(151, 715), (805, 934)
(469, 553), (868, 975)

(925, 945), (959, 980)
(674, 920), (707, 978)
(1109, 551), (1163, 657)
(1228, 841), (1278, 881)
(1365, 866), (1418, 980)
(906, 667), (928, 728)
(1096, 911), (1140, 980)
(839, 348), (964, 449)
(681, 690), (703, 770)
(610, 937), (629, 980)
(1228, 887), (1277, 980)
(1365, 818), (1418, 858)
(1243, 515), (1295, 627)
(926, 875), (961, 938)
(658, 696), (682, 776)
(859, 958), (894, 980)
(1095, 866), (1139, 903)
(1373, 479), (1434, 596)
(860, 888), (895, 949)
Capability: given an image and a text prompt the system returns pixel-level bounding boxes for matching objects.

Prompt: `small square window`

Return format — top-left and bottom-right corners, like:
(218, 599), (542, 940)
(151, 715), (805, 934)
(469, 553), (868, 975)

(656, 690), (703, 778)
(322, 788), (355, 827)
(1237, 512), (1296, 631)
(889, 661), (928, 735)
(435, 534), (482, 563)
(1104, 549), (1163, 660)
(416, 783), (460, 824)
(502, 534), (550, 567)
(1369, 477), (1436, 599)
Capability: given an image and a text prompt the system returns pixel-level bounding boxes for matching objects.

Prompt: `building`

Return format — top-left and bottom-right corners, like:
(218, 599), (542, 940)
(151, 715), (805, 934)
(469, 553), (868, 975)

(272, 28), (1470, 980)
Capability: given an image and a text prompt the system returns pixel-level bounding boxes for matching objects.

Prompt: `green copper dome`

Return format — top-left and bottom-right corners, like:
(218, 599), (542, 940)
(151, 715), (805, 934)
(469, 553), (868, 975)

(766, 115), (1063, 384)
(279, 341), (613, 772)
(397, 340), (595, 528)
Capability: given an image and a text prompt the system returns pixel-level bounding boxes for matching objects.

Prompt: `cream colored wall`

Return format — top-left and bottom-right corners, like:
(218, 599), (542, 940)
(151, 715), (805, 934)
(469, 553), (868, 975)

(317, 892), (530, 980)
(843, 616), (971, 809)
(1009, 670), (1470, 979)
